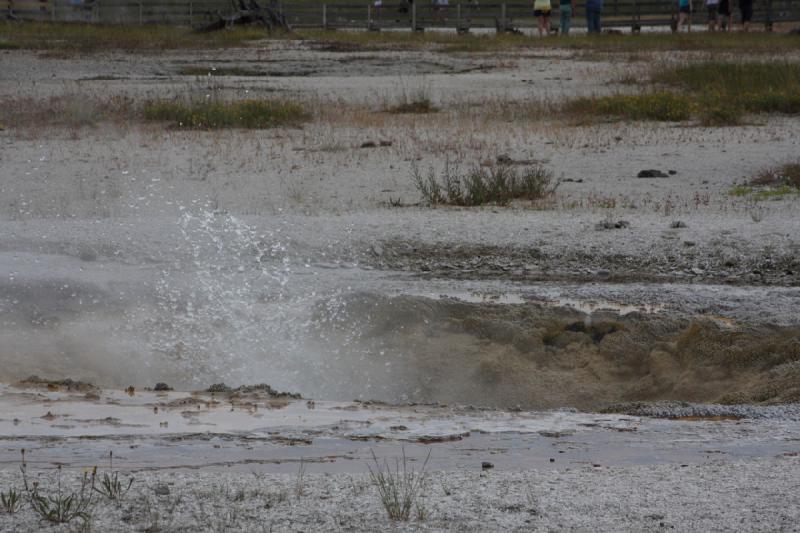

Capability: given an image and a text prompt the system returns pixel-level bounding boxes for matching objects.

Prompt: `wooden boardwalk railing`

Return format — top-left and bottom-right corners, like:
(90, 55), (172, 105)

(3, 0), (799, 30)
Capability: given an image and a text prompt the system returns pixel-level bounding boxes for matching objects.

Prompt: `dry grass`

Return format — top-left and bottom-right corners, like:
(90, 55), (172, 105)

(0, 22), (267, 52)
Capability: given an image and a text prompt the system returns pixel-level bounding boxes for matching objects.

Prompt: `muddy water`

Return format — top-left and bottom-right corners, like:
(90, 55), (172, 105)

(1, 210), (799, 410)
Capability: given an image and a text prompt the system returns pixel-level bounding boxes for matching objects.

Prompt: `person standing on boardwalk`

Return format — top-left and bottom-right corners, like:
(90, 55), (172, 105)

(585, 0), (603, 33)
(677, 0), (692, 32)
(718, 0), (732, 30)
(706, 0), (719, 31)
(534, 0), (553, 36)
(739, 0), (753, 31)
(559, 0), (573, 35)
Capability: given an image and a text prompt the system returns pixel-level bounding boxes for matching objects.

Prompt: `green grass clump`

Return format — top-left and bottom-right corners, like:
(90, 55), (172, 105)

(0, 41), (20, 50)
(570, 62), (800, 126)
(143, 99), (310, 129)
(565, 92), (693, 122)
(655, 62), (800, 124)
(387, 98), (438, 114)
(413, 161), (557, 207)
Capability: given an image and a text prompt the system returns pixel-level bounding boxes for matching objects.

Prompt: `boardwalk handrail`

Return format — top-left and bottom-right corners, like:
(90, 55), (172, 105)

(3, 0), (799, 30)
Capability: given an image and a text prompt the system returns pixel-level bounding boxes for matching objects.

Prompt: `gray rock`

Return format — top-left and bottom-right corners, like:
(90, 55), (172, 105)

(637, 169), (669, 178)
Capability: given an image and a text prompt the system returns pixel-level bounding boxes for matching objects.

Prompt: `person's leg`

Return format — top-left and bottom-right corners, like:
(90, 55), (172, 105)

(562, 5), (572, 35)
(596, 10), (602, 32)
(537, 15), (544, 37)
(586, 10), (593, 33)
(544, 13), (551, 34)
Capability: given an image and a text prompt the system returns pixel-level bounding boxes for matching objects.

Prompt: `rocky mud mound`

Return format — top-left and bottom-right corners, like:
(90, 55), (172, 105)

(313, 293), (800, 410)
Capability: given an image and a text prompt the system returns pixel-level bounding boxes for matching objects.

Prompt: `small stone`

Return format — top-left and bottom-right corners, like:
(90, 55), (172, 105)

(379, 140), (393, 147)
(481, 461), (494, 469)
(370, 243), (384, 257)
(153, 382), (173, 391)
(637, 169), (669, 178)
(496, 154), (513, 165)
(691, 267), (704, 275)
(668, 170), (677, 175)
(360, 141), (377, 148)
(549, 458), (555, 463)
(683, 241), (696, 247)
(154, 484), (170, 496)
(670, 221), (687, 229)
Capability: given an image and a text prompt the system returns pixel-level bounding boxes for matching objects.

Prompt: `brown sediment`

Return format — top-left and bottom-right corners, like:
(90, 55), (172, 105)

(314, 294), (800, 410)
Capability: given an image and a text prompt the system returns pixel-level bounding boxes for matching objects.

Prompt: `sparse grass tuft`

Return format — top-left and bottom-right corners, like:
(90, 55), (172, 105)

(22, 464), (96, 524)
(367, 449), (430, 522)
(143, 99), (311, 129)
(413, 161), (557, 206)
(388, 98), (438, 114)
(0, 41), (19, 50)
(1, 488), (22, 514)
(94, 471), (134, 501)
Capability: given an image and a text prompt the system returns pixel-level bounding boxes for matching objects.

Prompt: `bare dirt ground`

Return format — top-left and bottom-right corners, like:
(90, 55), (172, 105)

(1, 39), (799, 531)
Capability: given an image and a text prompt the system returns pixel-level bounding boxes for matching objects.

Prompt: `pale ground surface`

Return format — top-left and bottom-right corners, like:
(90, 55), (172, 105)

(1, 40), (800, 531)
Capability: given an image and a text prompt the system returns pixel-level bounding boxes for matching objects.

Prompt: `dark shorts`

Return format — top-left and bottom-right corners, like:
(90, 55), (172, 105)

(740, 2), (753, 21)
(679, 5), (692, 14)
(534, 9), (551, 17)
(718, 0), (731, 15)
(707, 4), (718, 19)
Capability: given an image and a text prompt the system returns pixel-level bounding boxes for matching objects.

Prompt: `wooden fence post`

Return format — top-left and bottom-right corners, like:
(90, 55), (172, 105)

(367, 3), (371, 30)
(411, 1), (416, 30)
(51, 0), (55, 22)
(322, 3), (327, 29)
(189, 1), (193, 26)
(500, 3), (506, 33)
(138, 2), (142, 25)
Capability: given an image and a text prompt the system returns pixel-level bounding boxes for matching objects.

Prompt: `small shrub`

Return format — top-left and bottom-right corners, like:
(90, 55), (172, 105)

(367, 449), (430, 521)
(142, 99), (311, 129)
(751, 163), (800, 189)
(1, 488), (22, 514)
